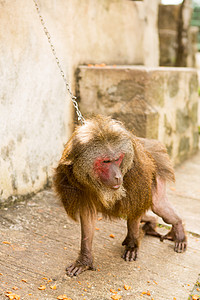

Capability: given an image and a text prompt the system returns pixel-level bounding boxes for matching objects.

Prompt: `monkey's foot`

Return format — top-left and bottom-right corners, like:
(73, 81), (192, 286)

(122, 237), (139, 261)
(66, 260), (96, 277)
(160, 224), (187, 253)
(142, 222), (162, 238)
(122, 246), (138, 261)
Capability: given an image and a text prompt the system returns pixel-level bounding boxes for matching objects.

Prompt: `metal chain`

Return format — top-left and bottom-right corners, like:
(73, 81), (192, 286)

(33, 0), (85, 125)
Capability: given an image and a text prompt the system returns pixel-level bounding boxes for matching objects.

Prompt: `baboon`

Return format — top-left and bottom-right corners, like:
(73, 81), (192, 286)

(54, 115), (187, 277)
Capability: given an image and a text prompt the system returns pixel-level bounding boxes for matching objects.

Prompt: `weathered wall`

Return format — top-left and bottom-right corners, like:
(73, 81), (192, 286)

(158, 1), (197, 67)
(0, 0), (160, 204)
(77, 65), (199, 166)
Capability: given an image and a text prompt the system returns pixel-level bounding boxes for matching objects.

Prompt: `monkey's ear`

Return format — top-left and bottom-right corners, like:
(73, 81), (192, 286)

(60, 158), (73, 166)
(60, 138), (74, 166)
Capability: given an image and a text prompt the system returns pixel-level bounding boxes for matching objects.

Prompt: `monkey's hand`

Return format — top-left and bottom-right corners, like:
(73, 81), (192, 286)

(121, 237), (139, 262)
(160, 222), (187, 253)
(66, 256), (96, 277)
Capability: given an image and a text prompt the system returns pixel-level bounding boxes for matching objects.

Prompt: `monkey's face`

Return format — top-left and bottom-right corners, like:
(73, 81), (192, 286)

(64, 116), (135, 203)
(93, 153), (124, 189)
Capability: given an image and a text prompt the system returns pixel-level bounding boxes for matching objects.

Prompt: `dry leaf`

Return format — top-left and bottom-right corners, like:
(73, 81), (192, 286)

(146, 291), (151, 296)
(170, 187), (176, 191)
(5, 293), (20, 300)
(111, 295), (121, 300)
(124, 284), (131, 290)
(47, 279), (52, 283)
(109, 234), (115, 238)
(110, 288), (117, 293)
(95, 228), (100, 231)
(57, 295), (72, 300)
(192, 295), (200, 300)
(3, 241), (11, 245)
(21, 279), (27, 283)
(50, 285), (57, 290)
(38, 285), (46, 290)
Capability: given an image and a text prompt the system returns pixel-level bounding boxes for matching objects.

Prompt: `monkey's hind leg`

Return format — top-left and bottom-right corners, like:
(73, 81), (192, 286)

(122, 217), (143, 262)
(66, 208), (96, 277)
(141, 213), (162, 238)
(152, 177), (187, 253)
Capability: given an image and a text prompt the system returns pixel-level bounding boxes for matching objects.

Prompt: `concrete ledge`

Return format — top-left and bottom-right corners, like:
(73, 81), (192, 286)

(77, 65), (199, 165)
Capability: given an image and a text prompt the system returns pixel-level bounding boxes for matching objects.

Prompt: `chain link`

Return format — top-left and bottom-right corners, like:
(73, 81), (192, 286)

(33, 0), (85, 125)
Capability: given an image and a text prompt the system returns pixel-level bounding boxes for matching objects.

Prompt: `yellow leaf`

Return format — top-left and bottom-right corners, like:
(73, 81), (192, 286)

(38, 285), (46, 290)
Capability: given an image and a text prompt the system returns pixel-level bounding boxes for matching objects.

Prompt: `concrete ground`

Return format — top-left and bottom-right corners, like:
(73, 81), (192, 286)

(0, 153), (200, 300)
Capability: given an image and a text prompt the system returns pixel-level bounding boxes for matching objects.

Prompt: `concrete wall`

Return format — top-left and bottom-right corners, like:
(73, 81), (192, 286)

(158, 1), (197, 67)
(77, 65), (199, 166)
(0, 0), (160, 204)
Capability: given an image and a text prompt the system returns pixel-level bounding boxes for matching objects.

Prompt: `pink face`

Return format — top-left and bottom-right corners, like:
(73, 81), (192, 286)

(93, 154), (124, 189)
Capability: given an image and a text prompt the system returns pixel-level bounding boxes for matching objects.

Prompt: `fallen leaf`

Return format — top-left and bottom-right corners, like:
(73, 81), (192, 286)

(98, 217), (102, 221)
(111, 295), (121, 300)
(109, 234), (115, 238)
(38, 285), (46, 290)
(47, 279), (52, 283)
(50, 285), (57, 290)
(110, 288), (117, 293)
(5, 293), (20, 300)
(192, 295), (200, 300)
(124, 284), (131, 290)
(95, 228), (100, 231)
(42, 277), (48, 280)
(3, 241), (11, 245)
(12, 287), (18, 291)
(21, 279), (27, 283)
(170, 187), (176, 191)
(146, 291), (151, 296)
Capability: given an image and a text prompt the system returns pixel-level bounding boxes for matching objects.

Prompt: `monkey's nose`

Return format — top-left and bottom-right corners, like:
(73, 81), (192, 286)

(115, 175), (123, 185)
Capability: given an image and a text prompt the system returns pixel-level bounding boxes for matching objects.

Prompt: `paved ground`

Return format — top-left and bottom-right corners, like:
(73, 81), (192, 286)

(0, 153), (200, 300)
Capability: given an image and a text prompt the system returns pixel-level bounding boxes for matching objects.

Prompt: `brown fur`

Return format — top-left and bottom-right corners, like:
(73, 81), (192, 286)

(54, 115), (173, 221)
(53, 115), (186, 276)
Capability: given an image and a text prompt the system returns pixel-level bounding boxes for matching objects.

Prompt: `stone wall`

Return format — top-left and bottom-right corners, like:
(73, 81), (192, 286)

(0, 0), (160, 204)
(158, 1), (197, 67)
(77, 65), (199, 165)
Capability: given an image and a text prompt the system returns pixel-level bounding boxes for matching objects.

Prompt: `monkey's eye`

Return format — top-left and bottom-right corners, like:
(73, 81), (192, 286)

(103, 160), (111, 163)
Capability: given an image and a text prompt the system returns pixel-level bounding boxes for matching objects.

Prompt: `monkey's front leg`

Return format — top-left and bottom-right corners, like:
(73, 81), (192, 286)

(122, 217), (142, 262)
(66, 208), (96, 277)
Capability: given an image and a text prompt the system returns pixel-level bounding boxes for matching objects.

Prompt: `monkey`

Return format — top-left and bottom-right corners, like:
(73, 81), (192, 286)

(54, 115), (187, 277)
